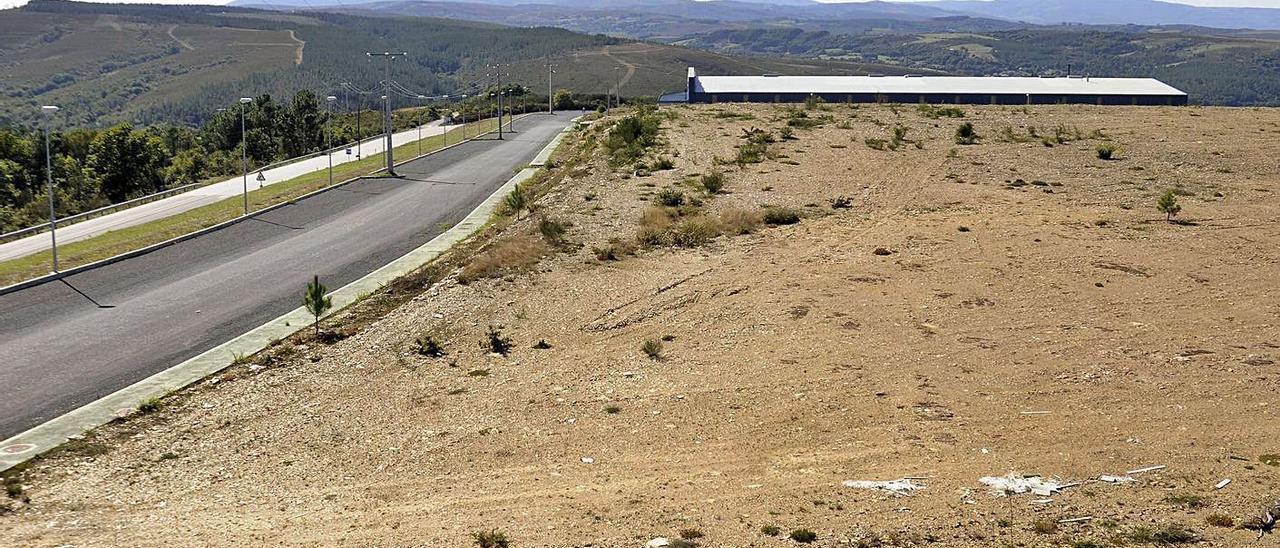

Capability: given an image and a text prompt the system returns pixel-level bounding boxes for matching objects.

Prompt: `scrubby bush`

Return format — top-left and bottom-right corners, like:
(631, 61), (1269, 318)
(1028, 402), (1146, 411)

(592, 237), (636, 261)
(719, 208), (763, 235)
(472, 529), (510, 548)
(654, 188), (685, 207)
(670, 216), (721, 247)
(538, 216), (569, 245)
(954, 122), (979, 145)
(1096, 143), (1118, 160)
(483, 327), (513, 356)
(605, 107), (661, 165)
(414, 335), (446, 357)
(641, 338), (663, 359)
(1157, 190), (1182, 222)
(700, 170), (725, 194)
(762, 207), (801, 225)
(789, 529), (818, 543)
(650, 157), (675, 171)
(502, 184), (528, 217)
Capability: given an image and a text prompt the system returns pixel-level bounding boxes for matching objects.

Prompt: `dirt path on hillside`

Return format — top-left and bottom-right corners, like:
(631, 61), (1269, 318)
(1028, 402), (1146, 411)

(231, 29), (304, 65)
(166, 24), (194, 51)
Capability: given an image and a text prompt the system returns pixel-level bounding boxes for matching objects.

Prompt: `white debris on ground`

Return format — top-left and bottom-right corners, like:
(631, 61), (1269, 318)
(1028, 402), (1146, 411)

(842, 478), (926, 496)
(645, 537), (670, 548)
(1098, 474), (1136, 484)
(979, 473), (1071, 497)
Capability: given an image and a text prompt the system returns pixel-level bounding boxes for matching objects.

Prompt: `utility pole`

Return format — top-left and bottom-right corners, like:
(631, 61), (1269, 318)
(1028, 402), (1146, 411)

(416, 94), (425, 156)
(239, 97), (253, 215)
(367, 51), (407, 176)
(547, 59), (556, 114)
(339, 82), (357, 159)
(326, 95), (336, 186)
(40, 105), (59, 273)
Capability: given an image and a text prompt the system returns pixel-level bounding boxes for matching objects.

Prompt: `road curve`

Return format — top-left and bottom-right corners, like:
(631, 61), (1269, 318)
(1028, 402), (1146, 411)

(0, 119), (460, 262)
(0, 112), (577, 439)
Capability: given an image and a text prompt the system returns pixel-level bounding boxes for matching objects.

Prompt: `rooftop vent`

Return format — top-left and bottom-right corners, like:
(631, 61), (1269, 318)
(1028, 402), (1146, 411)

(904, 74), (924, 78)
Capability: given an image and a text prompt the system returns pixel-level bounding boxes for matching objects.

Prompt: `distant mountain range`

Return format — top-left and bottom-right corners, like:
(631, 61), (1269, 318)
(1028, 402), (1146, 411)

(232, 0), (1280, 31)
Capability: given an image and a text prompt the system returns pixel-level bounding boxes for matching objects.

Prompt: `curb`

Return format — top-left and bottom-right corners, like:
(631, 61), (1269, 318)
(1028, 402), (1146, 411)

(0, 117), (577, 473)
(0, 118), (519, 297)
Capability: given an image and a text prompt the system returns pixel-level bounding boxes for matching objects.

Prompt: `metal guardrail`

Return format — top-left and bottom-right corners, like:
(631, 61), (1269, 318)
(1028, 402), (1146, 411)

(0, 125), (444, 245)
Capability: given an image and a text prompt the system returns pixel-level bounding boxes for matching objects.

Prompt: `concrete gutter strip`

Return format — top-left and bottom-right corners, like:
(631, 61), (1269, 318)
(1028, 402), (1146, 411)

(0, 118), (575, 473)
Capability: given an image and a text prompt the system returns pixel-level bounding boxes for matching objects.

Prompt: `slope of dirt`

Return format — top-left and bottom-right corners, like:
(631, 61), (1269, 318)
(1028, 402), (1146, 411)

(3, 104), (1280, 547)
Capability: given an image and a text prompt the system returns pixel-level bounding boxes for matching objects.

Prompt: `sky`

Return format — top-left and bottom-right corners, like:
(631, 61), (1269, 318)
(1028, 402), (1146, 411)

(3, 0), (1280, 9)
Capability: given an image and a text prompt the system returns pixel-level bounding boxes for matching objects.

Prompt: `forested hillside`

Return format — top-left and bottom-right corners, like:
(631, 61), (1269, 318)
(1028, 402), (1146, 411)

(0, 0), (619, 128)
(687, 27), (1280, 106)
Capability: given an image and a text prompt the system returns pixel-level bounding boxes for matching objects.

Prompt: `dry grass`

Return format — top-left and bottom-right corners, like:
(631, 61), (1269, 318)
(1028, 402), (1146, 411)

(457, 234), (547, 284)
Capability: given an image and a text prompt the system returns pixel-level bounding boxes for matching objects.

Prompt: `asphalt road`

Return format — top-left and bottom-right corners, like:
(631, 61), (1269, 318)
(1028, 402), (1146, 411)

(0, 113), (576, 439)
(0, 119), (461, 262)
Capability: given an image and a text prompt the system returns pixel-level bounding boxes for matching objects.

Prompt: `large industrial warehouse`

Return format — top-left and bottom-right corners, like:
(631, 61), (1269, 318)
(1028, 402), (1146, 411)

(661, 68), (1189, 106)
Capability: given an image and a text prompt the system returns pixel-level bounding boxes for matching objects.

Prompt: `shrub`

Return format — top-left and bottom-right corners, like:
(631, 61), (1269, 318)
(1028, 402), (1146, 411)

(532, 339), (552, 349)
(1126, 524), (1199, 544)
(779, 126), (795, 140)
(137, 397), (162, 414)
(719, 208), (763, 235)
(483, 326), (513, 356)
(459, 235), (547, 283)
(679, 528), (704, 539)
(606, 107), (661, 165)
(655, 188), (685, 207)
(1205, 514), (1234, 527)
(604, 404), (621, 414)
(302, 275), (332, 337)
(954, 122), (979, 145)
(1165, 493), (1207, 509)
(538, 216), (569, 245)
(762, 207), (801, 225)
(736, 142), (768, 165)
(592, 238), (636, 261)
(864, 138), (889, 151)
(919, 103), (965, 118)
(789, 529), (818, 543)
(700, 170), (725, 194)
(1031, 520), (1059, 534)
(414, 335), (445, 357)
(472, 529), (510, 548)
(760, 525), (781, 536)
(671, 216), (721, 247)
(502, 184), (528, 217)
(829, 196), (853, 209)
(641, 339), (663, 359)
(890, 125), (908, 149)
(651, 157), (675, 171)
(1157, 190), (1181, 222)
(1096, 143), (1118, 160)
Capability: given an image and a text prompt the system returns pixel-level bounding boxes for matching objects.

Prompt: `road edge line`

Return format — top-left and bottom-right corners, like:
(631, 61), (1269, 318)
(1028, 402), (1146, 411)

(0, 117), (576, 473)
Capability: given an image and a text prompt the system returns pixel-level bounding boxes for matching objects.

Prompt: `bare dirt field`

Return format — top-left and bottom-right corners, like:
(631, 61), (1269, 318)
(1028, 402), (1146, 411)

(3, 103), (1279, 547)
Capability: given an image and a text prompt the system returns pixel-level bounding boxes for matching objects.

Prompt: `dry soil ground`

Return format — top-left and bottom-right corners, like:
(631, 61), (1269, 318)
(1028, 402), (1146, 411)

(3, 103), (1279, 547)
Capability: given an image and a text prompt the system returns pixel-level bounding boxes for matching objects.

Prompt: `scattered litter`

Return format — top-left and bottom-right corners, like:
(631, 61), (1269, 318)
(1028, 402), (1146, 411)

(1215, 478), (1232, 489)
(1060, 517), (1093, 524)
(1126, 464), (1167, 474)
(580, 457), (594, 464)
(646, 538), (670, 548)
(842, 478), (926, 496)
(1032, 499), (1055, 504)
(979, 473), (1070, 497)
(1098, 474), (1136, 484)
(1020, 411), (1051, 416)
(980, 448), (990, 454)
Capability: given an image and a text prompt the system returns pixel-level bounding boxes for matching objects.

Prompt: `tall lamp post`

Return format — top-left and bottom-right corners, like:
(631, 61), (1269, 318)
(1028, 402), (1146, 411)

(326, 95), (336, 186)
(416, 94), (426, 156)
(239, 97), (253, 215)
(547, 60), (556, 114)
(40, 105), (59, 273)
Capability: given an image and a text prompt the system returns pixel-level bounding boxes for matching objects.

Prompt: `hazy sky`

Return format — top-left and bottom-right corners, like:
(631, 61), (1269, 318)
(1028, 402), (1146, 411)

(3, 0), (1280, 9)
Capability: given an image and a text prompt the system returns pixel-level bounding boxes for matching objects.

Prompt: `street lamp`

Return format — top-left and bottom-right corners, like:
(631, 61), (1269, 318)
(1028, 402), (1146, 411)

(239, 97), (252, 215)
(417, 94), (426, 156)
(40, 105), (59, 273)
(326, 95), (336, 186)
